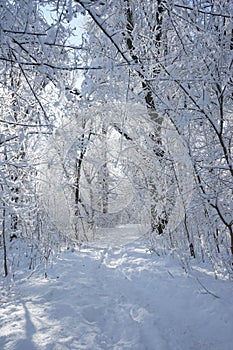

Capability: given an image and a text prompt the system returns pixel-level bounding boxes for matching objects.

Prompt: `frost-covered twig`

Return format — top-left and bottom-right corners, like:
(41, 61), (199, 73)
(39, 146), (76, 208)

(196, 278), (220, 299)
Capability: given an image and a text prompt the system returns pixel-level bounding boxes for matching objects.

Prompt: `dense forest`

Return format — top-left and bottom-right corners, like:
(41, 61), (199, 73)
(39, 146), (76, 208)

(0, 0), (232, 278)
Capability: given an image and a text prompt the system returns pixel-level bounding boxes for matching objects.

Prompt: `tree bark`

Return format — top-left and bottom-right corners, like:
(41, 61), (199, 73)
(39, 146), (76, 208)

(2, 192), (8, 277)
(125, 0), (167, 233)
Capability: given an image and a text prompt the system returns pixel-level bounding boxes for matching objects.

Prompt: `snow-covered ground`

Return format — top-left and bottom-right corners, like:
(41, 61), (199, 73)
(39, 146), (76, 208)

(1, 226), (233, 350)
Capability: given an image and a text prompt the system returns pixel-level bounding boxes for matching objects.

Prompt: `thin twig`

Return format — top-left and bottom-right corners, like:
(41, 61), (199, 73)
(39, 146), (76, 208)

(196, 277), (220, 299)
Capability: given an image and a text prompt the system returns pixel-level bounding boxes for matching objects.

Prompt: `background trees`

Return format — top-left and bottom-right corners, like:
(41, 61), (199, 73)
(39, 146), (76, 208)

(0, 0), (79, 276)
(1, 0), (232, 278)
(74, 0), (233, 272)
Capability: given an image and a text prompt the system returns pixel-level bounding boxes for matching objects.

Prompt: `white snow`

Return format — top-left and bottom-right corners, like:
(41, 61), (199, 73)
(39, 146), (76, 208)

(1, 226), (233, 350)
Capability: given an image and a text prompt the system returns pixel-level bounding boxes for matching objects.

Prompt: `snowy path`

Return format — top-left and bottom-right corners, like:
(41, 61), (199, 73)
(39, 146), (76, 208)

(1, 237), (233, 350)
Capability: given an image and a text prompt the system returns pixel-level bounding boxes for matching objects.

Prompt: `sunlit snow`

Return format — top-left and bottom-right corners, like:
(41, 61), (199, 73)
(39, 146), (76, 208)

(1, 227), (233, 350)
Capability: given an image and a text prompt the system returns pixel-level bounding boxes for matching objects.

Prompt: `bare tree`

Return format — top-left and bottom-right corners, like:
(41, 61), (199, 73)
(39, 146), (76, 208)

(73, 0), (233, 271)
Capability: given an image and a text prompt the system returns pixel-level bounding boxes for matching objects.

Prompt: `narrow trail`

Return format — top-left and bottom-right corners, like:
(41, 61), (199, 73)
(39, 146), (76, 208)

(1, 235), (233, 350)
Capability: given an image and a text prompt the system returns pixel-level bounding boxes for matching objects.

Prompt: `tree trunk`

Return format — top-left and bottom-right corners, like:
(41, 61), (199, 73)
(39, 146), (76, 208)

(74, 133), (85, 239)
(125, 0), (167, 233)
(100, 125), (109, 214)
(74, 126), (94, 238)
(2, 201), (8, 277)
(229, 226), (233, 256)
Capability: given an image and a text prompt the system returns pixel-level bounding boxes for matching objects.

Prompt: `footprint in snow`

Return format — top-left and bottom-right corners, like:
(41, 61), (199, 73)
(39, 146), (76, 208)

(82, 305), (106, 324)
